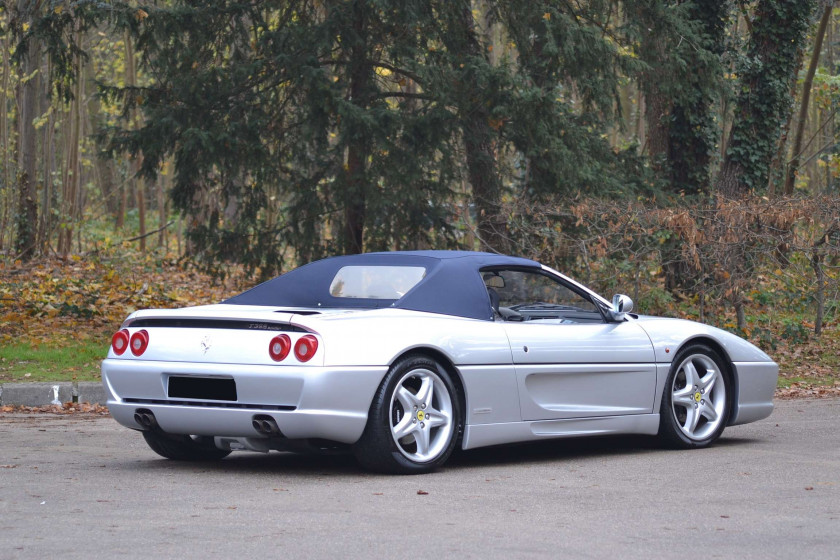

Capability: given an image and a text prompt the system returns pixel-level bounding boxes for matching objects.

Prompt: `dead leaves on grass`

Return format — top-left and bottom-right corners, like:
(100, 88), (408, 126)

(0, 254), (251, 344)
(776, 381), (840, 400)
(0, 402), (110, 415)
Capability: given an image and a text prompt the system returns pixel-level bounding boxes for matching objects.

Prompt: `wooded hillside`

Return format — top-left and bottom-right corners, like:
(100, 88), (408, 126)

(1, 1), (839, 352)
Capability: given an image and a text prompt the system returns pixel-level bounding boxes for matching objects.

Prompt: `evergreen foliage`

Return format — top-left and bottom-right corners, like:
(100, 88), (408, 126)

(94, 0), (637, 269)
(497, 0), (638, 197)
(668, 0), (729, 196)
(104, 1), (467, 274)
(624, 0), (729, 196)
(2, 0), (829, 278)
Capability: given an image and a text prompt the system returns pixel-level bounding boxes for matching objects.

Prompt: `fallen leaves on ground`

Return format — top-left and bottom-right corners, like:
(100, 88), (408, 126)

(2, 250), (838, 400)
(775, 381), (840, 400)
(0, 402), (110, 415)
(0, 251), (251, 346)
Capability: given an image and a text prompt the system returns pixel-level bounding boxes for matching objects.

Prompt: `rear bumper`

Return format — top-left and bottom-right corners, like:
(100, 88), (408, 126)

(101, 359), (387, 443)
(730, 361), (778, 426)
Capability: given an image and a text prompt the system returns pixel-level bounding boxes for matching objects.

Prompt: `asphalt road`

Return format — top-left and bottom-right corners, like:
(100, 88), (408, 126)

(1, 399), (838, 560)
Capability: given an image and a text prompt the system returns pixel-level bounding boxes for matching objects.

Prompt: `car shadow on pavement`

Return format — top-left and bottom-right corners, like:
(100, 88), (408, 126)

(112, 432), (757, 477)
(105, 426), (759, 475)
(122, 447), (364, 476)
(451, 434), (661, 468)
(450, 433), (759, 469)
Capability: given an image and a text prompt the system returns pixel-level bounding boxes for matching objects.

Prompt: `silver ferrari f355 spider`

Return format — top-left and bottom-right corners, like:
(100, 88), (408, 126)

(102, 251), (777, 473)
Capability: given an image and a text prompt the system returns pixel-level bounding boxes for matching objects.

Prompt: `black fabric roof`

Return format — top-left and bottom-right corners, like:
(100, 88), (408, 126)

(224, 251), (542, 321)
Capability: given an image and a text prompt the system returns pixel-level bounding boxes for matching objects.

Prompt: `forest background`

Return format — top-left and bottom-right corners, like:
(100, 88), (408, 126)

(0, 0), (838, 396)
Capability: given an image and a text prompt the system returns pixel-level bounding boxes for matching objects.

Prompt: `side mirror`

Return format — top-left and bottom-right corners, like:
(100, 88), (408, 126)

(608, 294), (634, 321)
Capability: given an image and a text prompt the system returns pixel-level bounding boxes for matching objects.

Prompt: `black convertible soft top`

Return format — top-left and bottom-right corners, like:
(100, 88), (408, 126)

(225, 251), (541, 321)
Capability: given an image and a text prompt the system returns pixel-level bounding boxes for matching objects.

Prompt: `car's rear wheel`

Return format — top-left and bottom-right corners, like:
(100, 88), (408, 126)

(354, 355), (462, 474)
(142, 430), (231, 461)
(659, 343), (730, 448)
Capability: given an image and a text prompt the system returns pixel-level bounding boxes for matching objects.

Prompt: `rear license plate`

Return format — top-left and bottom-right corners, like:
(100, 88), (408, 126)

(168, 376), (237, 401)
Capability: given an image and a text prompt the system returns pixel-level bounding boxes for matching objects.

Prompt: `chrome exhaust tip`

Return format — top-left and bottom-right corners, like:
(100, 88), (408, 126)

(134, 409), (158, 430)
(252, 414), (282, 437)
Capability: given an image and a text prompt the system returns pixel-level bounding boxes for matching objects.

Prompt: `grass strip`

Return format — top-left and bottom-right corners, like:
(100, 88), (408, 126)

(0, 340), (106, 383)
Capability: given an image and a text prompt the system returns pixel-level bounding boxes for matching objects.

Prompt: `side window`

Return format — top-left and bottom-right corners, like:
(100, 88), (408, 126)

(482, 269), (602, 323)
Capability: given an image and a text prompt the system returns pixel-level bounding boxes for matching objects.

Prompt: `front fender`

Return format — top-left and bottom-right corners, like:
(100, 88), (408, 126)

(633, 317), (774, 364)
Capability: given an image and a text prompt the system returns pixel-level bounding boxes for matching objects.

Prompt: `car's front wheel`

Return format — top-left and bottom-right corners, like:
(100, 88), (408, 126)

(354, 355), (463, 474)
(142, 430), (232, 461)
(659, 343), (731, 448)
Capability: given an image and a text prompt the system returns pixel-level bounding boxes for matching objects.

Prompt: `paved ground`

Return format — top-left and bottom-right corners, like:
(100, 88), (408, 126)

(1, 399), (838, 560)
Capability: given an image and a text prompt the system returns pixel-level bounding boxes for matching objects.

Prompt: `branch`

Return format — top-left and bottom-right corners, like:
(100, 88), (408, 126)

(321, 59), (424, 85)
(795, 139), (840, 170)
(124, 221), (175, 243)
(787, 105), (839, 164)
(739, 2), (754, 35)
(371, 61), (424, 85)
(372, 91), (433, 101)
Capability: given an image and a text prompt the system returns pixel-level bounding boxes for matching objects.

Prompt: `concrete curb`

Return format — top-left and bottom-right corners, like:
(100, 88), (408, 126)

(0, 382), (107, 406)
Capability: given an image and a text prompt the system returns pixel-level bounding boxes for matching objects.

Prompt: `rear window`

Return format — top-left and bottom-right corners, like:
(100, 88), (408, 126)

(329, 266), (426, 300)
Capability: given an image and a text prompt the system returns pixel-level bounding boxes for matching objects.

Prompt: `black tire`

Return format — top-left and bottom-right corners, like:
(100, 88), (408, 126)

(659, 343), (731, 449)
(353, 355), (463, 474)
(142, 430), (232, 461)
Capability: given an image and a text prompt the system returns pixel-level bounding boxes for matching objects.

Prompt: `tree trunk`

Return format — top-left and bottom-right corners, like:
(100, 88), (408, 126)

(157, 174), (166, 249)
(14, 3), (41, 261)
(784, 4), (831, 196)
(441, 2), (507, 253)
(642, 70), (670, 174)
(717, 12), (745, 169)
(636, 90), (646, 154)
(716, 0), (816, 197)
(125, 30), (146, 252)
(767, 102), (796, 196)
(341, 0), (371, 255)
(668, 0), (728, 195)
(463, 116), (506, 252)
(716, 159), (747, 198)
(735, 299), (746, 331)
(87, 84), (121, 221)
(58, 27), (83, 257)
(0, 27), (12, 252)
(807, 93), (820, 190)
(812, 252), (824, 335)
(630, 2), (674, 177)
(38, 53), (55, 252)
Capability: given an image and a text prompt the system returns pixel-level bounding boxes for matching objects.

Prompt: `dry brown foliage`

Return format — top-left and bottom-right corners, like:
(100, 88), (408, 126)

(0, 252), (253, 344)
(0, 402), (110, 415)
(506, 195), (840, 332)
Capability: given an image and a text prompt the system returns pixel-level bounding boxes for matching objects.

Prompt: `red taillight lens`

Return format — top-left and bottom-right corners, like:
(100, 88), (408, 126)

(130, 329), (149, 356)
(294, 335), (318, 362)
(268, 334), (291, 361)
(111, 329), (130, 356)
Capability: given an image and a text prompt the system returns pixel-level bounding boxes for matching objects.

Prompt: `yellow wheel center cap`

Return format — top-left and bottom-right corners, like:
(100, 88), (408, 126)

(417, 410), (426, 422)
(694, 392), (702, 402)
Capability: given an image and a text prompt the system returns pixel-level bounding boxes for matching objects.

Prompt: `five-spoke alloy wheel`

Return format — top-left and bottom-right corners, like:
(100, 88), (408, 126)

(354, 355), (462, 474)
(659, 343), (730, 448)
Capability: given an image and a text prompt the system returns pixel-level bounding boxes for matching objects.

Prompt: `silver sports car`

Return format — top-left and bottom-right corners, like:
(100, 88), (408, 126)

(102, 251), (778, 473)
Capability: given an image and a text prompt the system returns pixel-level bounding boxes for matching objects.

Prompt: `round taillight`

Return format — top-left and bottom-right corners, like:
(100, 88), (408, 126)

(268, 334), (291, 362)
(130, 329), (150, 356)
(112, 329), (130, 356)
(294, 335), (319, 362)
